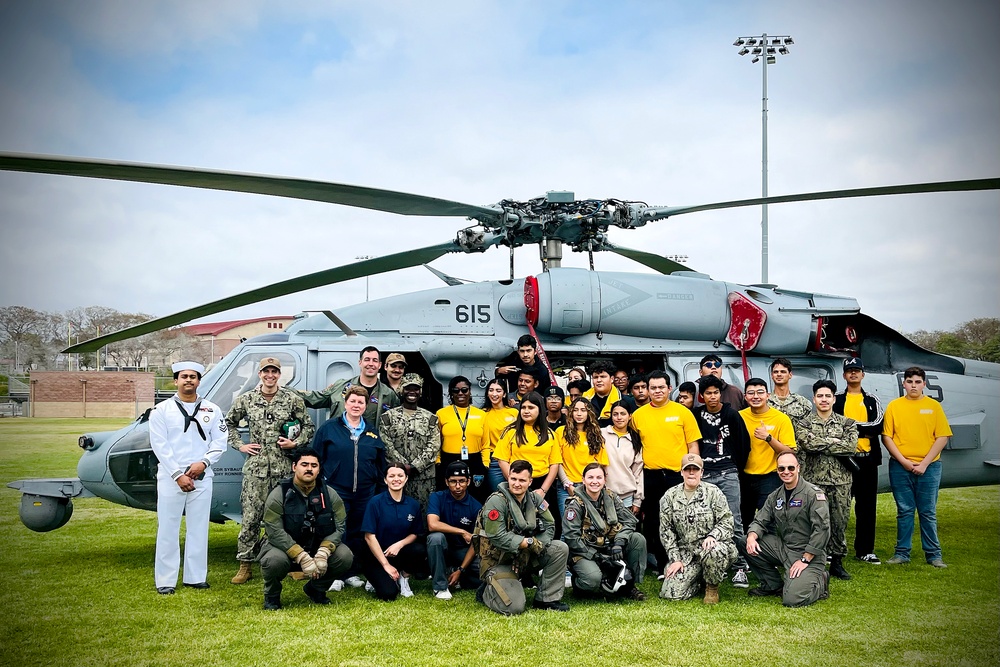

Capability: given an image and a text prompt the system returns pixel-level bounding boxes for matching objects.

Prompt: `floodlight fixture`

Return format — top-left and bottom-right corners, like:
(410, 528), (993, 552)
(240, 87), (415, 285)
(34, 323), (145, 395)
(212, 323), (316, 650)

(731, 33), (794, 284)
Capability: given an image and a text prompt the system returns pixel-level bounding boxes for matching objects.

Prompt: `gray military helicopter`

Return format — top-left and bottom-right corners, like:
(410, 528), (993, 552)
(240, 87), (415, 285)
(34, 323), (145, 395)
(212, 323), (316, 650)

(2, 152), (998, 531)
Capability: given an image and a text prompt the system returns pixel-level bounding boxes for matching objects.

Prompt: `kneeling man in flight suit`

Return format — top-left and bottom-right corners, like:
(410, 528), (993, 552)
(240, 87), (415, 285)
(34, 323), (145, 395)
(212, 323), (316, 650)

(741, 451), (831, 607)
(259, 448), (353, 609)
(475, 459), (570, 614)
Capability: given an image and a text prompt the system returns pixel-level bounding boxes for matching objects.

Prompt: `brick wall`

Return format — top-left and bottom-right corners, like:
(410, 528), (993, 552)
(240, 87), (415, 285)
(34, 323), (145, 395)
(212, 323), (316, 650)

(31, 371), (156, 418)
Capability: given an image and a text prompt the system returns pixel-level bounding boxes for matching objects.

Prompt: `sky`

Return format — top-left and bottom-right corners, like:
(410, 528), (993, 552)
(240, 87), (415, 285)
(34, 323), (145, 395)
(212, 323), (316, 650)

(0, 0), (997, 336)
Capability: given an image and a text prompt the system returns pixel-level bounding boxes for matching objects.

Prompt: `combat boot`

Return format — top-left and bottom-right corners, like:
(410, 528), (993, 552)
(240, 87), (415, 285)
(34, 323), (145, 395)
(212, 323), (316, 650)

(703, 584), (720, 605)
(829, 556), (851, 580)
(231, 562), (253, 584)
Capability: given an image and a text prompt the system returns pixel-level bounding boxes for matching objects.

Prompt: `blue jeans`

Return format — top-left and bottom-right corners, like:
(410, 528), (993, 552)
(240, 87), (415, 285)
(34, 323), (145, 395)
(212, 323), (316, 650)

(888, 459), (942, 561)
(487, 458), (505, 495)
(703, 467), (747, 569)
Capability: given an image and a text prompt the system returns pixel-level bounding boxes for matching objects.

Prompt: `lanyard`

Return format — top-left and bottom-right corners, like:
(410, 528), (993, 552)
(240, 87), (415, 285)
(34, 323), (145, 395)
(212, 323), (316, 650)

(453, 406), (471, 443)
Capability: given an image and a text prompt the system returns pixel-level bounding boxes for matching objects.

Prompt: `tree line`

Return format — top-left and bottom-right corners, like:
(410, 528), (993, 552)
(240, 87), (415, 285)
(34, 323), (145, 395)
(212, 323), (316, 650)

(0, 305), (198, 373)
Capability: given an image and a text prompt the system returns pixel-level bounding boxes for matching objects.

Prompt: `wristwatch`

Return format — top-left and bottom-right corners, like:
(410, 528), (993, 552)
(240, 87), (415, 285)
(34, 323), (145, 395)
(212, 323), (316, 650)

(765, 434), (773, 443)
(800, 556), (810, 564)
(524, 537), (535, 547)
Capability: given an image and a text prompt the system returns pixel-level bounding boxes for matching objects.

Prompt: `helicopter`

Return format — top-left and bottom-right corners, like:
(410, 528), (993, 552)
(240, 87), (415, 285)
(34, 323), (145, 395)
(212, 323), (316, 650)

(2, 151), (998, 532)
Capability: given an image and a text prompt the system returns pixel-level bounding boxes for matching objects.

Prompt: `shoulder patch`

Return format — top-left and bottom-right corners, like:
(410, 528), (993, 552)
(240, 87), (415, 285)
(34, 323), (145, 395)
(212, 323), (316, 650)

(487, 509), (500, 521)
(815, 492), (827, 501)
(565, 507), (577, 522)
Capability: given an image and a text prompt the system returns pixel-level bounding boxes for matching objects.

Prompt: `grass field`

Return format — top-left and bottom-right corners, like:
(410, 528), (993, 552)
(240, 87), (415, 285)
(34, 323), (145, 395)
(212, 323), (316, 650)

(0, 418), (997, 667)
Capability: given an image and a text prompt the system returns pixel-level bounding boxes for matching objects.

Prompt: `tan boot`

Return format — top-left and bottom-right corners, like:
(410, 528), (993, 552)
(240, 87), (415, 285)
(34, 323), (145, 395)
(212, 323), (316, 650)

(231, 562), (253, 584)
(703, 584), (720, 605)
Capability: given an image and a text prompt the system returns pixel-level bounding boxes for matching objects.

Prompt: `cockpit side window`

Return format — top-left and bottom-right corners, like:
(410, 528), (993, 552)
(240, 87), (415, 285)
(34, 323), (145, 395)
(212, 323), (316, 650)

(209, 351), (297, 413)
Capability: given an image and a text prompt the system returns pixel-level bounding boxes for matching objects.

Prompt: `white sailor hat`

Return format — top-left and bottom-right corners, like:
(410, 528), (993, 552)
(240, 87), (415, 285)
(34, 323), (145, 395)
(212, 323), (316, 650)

(172, 361), (206, 375)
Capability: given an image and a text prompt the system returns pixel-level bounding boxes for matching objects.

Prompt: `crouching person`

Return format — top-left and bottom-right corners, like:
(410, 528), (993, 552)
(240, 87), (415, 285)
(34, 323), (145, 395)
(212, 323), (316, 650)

(260, 448), (353, 610)
(659, 454), (737, 604)
(740, 451), (831, 607)
(475, 459), (570, 614)
(563, 462), (647, 600)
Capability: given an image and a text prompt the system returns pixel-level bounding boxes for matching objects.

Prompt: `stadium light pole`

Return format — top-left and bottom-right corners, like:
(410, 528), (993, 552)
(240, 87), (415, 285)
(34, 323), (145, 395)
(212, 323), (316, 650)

(355, 256), (374, 301)
(733, 33), (793, 284)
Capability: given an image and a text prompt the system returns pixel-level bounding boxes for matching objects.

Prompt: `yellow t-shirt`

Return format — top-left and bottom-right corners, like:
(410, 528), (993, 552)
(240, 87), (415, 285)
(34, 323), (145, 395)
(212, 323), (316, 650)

(481, 407), (518, 467)
(583, 386), (622, 420)
(882, 396), (952, 463)
(555, 426), (610, 482)
(493, 427), (562, 478)
(739, 407), (797, 475)
(842, 393), (871, 452)
(631, 401), (702, 471)
(435, 406), (487, 455)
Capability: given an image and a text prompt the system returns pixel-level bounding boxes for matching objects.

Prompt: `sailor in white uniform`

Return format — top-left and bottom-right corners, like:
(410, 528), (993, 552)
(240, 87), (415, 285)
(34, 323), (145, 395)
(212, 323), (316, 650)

(149, 361), (227, 594)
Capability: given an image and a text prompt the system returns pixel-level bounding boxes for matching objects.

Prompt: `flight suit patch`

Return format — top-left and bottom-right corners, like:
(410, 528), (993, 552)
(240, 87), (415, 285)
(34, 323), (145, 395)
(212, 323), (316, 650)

(487, 509), (500, 521)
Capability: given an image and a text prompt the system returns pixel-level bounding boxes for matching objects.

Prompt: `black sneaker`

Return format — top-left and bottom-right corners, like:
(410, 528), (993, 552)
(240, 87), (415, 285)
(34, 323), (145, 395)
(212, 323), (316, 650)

(263, 596), (282, 611)
(532, 598), (570, 611)
(156, 587), (175, 595)
(857, 553), (881, 565)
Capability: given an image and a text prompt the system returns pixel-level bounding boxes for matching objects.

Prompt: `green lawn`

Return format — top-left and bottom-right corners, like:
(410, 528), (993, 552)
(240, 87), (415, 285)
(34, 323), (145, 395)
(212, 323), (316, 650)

(1, 418), (997, 667)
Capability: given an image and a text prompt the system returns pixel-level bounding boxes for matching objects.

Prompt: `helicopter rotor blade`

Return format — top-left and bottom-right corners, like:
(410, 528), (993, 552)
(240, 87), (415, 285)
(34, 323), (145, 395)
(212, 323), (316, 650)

(0, 152), (503, 222)
(642, 178), (1000, 221)
(604, 244), (692, 274)
(64, 241), (464, 353)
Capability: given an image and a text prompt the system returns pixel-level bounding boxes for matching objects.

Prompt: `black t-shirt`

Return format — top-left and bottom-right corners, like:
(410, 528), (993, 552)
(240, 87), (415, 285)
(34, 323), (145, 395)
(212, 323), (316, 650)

(693, 403), (751, 473)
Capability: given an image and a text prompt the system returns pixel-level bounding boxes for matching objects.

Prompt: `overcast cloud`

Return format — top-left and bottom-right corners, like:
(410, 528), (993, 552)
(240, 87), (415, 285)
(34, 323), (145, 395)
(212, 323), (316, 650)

(0, 0), (997, 335)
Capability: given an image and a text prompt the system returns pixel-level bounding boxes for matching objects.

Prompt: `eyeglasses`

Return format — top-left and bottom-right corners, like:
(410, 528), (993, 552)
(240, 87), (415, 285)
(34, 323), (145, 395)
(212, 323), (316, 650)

(777, 465), (797, 472)
(746, 390), (767, 397)
(702, 361), (722, 369)
(446, 478), (469, 485)
(451, 387), (470, 394)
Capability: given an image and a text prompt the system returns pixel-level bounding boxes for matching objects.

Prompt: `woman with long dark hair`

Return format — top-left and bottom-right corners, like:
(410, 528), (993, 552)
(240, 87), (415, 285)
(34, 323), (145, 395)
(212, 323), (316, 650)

(481, 377), (518, 494)
(556, 397), (609, 518)
(492, 391), (561, 509)
(435, 376), (489, 502)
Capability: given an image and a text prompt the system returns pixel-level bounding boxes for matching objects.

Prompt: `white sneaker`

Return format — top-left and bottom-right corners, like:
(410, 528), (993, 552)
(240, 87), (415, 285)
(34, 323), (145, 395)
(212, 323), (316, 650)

(399, 576), (414, 598)
(364, 581), (375, 593)
(328, 579), (345, 592)
(434, 589), (453, 600)
(564, 571), (573, 588)
(344, 576), (365, 588)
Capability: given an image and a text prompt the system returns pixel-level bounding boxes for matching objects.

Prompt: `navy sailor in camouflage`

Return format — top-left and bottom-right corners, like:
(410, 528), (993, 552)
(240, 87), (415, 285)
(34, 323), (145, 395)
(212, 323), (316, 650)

(796, 379), (858, 578)
(225, 357), (315, 579)
(659, 454), (737, 604)
(379, 373), (440, 510)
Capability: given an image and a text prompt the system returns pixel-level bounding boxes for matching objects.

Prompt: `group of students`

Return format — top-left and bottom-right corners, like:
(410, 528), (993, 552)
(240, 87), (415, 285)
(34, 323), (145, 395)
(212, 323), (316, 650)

(151, 343), (951, 614)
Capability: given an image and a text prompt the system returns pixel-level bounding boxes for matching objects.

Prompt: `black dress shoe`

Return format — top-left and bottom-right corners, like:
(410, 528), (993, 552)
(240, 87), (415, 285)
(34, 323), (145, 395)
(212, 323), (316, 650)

(531, 598), (570, 612)
(263, 596), (283, 611)
(748, 586), (782, 597)
(183, 582), (210, 589)
(156, 587), (176, 595)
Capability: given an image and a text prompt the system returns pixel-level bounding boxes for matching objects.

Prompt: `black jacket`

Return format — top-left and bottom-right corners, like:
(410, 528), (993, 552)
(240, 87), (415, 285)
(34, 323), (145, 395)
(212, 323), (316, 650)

(833, 388), (884, 465)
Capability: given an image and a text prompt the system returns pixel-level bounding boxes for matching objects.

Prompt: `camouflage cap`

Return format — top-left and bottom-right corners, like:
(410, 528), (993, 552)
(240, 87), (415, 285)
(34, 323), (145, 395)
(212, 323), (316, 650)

(385, 353), (407, 367)
(680, 453), (704, 470)
(258, 357), (281, 372)
(400, 373), (423, 388)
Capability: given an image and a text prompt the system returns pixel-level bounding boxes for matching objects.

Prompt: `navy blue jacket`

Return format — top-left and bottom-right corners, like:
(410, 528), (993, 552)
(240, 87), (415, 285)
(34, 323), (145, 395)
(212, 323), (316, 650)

(312, 416), (387, 498)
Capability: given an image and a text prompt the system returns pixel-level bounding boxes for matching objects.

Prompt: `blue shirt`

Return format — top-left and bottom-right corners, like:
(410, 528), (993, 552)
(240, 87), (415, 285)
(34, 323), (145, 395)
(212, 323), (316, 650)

(361, 491), (424, 548)
(427, 490), (483, 550)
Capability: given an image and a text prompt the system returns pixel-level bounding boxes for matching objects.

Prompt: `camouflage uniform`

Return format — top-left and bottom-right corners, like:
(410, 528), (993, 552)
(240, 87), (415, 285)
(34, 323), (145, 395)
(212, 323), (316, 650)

(226, 387), (315, 562)
(658, 482), (737, 599)
(379, 406), (440, 510)
(298, 376), (399, 430)
(795, 412), (857, 557)
(475, 482), (569, 615)
(562, 485), (647, 593)
(768, 392), (814, 424)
